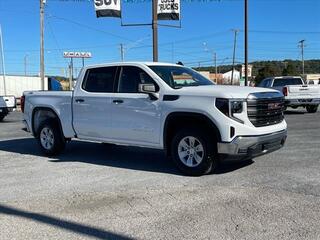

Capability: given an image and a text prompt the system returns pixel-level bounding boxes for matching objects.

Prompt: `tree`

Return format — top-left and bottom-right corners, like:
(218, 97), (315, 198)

(254, 64), (281, 84)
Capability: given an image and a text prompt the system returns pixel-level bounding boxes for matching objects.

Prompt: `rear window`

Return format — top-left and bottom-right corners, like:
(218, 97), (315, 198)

(82, 67), (117, 93)
(273, 78), (303, 87)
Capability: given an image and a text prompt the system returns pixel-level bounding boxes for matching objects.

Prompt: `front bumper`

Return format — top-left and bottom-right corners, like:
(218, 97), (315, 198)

(217, 130), (287, 159)
(285, 98), (320, 106)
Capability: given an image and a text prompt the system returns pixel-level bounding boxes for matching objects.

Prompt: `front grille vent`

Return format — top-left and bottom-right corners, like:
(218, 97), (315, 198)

(247, 92), (285, 127)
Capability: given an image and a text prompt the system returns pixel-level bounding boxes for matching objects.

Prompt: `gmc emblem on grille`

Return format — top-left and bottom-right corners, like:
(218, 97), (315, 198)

(268, 102), (281, 110)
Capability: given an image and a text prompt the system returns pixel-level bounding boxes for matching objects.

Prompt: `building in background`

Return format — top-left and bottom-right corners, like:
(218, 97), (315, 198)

(303, 74), (320, 84)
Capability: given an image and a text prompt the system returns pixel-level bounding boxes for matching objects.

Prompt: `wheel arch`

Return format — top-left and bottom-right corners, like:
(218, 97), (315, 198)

(32, 107), (64, 138)
(163, 112), (221, 156)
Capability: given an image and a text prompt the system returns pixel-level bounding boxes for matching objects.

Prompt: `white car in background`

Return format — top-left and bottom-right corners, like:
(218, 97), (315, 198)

(0, 95), (16, 121)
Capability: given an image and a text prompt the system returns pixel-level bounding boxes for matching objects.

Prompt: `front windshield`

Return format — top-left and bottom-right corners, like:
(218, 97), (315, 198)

(149, 65), (214, 89)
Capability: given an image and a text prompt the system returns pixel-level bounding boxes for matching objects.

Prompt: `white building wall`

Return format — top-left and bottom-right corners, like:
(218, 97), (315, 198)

(222, 70), (240, 84)
(0, 76), (48, 97)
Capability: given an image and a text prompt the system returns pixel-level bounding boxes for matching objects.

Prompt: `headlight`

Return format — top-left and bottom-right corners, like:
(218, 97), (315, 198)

(215, 98), (244, 124)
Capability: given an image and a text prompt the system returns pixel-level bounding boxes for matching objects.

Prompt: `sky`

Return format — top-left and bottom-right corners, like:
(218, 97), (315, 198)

(0, 0), (319, 76)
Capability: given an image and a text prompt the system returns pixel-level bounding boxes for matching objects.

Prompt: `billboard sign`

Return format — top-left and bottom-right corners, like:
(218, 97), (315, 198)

(94, 0), (121, 18)
(158, 0), (180, 20)
(63, 52), (92, 58)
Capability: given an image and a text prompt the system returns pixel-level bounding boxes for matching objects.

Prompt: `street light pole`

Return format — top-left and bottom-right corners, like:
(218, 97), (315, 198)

(152, 0), (158, 62)
(40, 0), (45, 90)
(0, 24), (6, 95)
(244, 0), (248, 86)
(231, 29), (239, 85)
(298, 40), (305, 75)
(214, 52), (217, 82)
(24, 54), (28, 76)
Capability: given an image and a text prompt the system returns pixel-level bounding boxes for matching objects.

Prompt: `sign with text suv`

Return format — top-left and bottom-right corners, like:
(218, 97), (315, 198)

(158, 0), (180, 20)
(94, 0), (121, 18)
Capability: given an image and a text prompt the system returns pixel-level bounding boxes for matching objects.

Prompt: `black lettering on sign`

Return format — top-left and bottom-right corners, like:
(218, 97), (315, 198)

(94, 0), (103, 7)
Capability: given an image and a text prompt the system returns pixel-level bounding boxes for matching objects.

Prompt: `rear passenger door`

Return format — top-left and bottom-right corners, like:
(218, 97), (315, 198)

(73, 66), (117, 140)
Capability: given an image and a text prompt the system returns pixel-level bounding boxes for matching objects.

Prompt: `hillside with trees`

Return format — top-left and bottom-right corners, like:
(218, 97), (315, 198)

(194, 59), (320, 84)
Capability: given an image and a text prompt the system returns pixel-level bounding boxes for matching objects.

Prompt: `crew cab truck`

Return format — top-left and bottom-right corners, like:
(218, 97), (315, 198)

(22, 62), (287, 176)
(258, 76), (320, 113)
(0, 95), (16, 121)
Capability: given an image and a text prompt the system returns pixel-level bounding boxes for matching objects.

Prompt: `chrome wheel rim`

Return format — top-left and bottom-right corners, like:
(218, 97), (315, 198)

(40, 127), (54, 150)
(178, 136), (204, 167)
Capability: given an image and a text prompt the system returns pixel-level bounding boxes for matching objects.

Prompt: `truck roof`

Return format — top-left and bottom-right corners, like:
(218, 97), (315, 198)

(272, 76), (302, 79)
(85, 61), (181, 69)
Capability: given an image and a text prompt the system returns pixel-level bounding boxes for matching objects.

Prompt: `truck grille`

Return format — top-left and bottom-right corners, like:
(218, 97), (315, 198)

(247, 92), (285, 127)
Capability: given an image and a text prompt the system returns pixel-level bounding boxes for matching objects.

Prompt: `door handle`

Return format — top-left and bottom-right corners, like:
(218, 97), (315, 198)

(113, 99), (124, 104)
(75, 99), (85, 103)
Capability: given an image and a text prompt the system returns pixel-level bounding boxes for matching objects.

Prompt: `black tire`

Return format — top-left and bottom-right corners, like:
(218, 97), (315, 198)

(171, 128), (218, 176)
(306, 105), (318, 113)
(37, 119), (66, 156)
(0, 114), (5, 122)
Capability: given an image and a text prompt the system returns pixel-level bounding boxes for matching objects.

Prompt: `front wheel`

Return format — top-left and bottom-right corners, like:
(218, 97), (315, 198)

(37, 119), (66, 156)
(171, 128), (218, 176)
(306, 105), (318, 113)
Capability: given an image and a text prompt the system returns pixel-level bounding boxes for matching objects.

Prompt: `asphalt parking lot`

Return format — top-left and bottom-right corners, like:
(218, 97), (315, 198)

(0, 109), (319, 240)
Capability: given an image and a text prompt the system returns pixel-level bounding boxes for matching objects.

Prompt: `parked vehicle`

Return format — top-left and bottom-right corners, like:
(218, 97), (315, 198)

(22, 62), (287, 176)
(258, 76), (320, 113)
(0, 95), (16, 121)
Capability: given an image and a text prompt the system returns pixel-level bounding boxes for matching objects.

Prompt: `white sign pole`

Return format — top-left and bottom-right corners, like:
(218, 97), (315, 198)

(0, 24), (7, 96)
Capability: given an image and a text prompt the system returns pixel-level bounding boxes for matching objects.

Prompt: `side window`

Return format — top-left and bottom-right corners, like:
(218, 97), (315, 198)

(82, 67), (117, 93)
(258, 79), (266, 87)
(265, 79), (271, 87)
(118, 66), (159, 93)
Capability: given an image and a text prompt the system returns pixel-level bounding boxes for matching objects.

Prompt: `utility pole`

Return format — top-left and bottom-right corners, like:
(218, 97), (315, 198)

(69, 58), (73, 90)
(298, 40), (305, 75)
(0, 25), (6, 95)
(231, 29), (239, 85)
(40, 0), (45, 90)
(214, 53), (217, 82)
(152, 0), (158, 62)
(120, 43), (125, 61)
(24, 54), (28, 76)
(244, 0), (249, 86)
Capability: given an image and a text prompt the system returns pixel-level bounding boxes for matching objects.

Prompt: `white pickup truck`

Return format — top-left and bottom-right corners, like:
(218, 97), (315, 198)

(258, 76), (320, 113)
(22, 62), (287, 176)
(0, 95), (16, 121)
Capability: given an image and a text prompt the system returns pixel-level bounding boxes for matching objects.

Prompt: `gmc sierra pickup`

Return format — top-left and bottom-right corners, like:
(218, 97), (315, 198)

(258, 76), (320, 113)
(22, 62), (287, 176)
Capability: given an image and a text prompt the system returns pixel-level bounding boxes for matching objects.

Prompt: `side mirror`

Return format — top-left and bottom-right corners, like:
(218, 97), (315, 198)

(139, 83), (156, 93)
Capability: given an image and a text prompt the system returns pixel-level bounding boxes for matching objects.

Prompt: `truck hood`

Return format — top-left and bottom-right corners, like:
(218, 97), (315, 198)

(172, 85), (279, 99)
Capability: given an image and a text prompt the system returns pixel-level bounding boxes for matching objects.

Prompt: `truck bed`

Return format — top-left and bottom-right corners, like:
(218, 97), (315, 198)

(23, 91), (75, 138)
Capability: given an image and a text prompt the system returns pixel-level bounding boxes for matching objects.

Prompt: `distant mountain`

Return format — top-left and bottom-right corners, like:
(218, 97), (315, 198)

(194, 59), (320, 84)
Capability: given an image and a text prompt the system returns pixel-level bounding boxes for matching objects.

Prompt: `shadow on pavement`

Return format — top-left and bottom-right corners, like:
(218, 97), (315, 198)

(214, 159), (253, 174)
(0, 204), (133, 240)
(284, 110), (305, 115)
(0, 138), (250, 175)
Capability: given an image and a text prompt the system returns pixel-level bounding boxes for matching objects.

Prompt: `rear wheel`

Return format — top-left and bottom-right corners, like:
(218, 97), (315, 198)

(306, 105), (318, 113)
(37, 119), (66, 156)
(171, 128), (218, 176)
